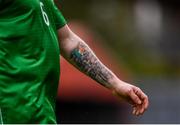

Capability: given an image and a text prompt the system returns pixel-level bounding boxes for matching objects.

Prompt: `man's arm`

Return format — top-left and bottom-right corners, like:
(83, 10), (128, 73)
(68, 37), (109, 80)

(58, 25), (149, 116)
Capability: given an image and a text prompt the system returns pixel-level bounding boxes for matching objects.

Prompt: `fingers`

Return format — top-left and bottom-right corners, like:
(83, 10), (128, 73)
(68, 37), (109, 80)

(134, 87), (149, 110)
(129, 89), (142, 105)
(112, 84), (149, 116)
(132, 106), (136, 115)
(132, 105), (143, 116)
(134, 87), (149, 109)
(131, 87), (149, 116)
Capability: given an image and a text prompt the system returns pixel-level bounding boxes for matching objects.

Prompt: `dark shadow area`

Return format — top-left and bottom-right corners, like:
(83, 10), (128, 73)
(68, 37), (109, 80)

(56, 99), (128, 124)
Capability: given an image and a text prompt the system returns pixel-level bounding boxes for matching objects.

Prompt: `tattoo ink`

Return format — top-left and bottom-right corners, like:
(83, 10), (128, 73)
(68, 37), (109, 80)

(70, 42), (113, 88)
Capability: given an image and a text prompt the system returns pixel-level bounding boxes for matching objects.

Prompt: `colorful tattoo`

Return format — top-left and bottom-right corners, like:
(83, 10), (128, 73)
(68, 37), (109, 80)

(70, 42), (113, 88)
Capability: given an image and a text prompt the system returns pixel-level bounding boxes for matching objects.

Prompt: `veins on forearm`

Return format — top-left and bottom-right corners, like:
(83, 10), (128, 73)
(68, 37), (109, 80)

(70, 42), (113, 88)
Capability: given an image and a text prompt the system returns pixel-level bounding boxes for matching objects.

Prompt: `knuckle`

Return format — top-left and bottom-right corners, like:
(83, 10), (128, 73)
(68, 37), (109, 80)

(144, 94), (148, 99)
(127, 88), (133, 93)
(136, 87), (140, 90)
(145, 95), (148, 98)
(134, 86), (140, 91)
(136, 87), (142, 92)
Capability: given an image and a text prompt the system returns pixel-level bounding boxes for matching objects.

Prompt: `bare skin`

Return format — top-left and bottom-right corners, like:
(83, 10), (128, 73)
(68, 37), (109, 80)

(58, 25), (149, 116)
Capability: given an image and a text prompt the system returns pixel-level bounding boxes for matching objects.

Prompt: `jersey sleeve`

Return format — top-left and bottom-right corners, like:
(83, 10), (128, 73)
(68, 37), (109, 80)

(51, 1), (67, 29)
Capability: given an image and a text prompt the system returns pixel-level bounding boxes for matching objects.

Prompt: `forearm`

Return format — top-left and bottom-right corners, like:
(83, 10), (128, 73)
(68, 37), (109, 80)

(60, 30), (119, 89)
(58, 25), (149, 116)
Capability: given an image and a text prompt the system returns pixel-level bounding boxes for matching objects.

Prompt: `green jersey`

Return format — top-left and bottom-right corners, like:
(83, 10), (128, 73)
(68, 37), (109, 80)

(0, 0), (66, 123)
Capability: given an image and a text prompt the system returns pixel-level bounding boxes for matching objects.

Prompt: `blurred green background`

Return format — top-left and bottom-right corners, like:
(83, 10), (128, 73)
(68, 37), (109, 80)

(59, 0), (180, 77)
(56, 0), (180, 123)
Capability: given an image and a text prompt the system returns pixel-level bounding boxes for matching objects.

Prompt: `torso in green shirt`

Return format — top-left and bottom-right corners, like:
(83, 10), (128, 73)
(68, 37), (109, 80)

(0, 0), (66, 123)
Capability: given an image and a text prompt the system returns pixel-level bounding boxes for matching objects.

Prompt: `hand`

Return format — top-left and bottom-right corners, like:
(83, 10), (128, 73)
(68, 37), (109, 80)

(112, 81), (149, 116)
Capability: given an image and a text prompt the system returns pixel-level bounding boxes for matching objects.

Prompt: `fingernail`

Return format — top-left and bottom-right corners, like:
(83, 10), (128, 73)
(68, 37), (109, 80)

(132, 111), (135, 115)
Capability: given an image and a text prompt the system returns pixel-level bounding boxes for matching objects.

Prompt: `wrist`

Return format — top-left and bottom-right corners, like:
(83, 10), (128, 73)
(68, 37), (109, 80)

(108, 76), (124, 90)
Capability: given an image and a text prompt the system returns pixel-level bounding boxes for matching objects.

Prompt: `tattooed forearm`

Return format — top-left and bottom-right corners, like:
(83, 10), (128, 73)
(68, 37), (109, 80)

(70, 42), (114, 88)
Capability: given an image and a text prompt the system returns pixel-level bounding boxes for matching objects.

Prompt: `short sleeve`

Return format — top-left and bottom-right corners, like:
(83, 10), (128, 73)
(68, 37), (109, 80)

(52, 1), (67, 29)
